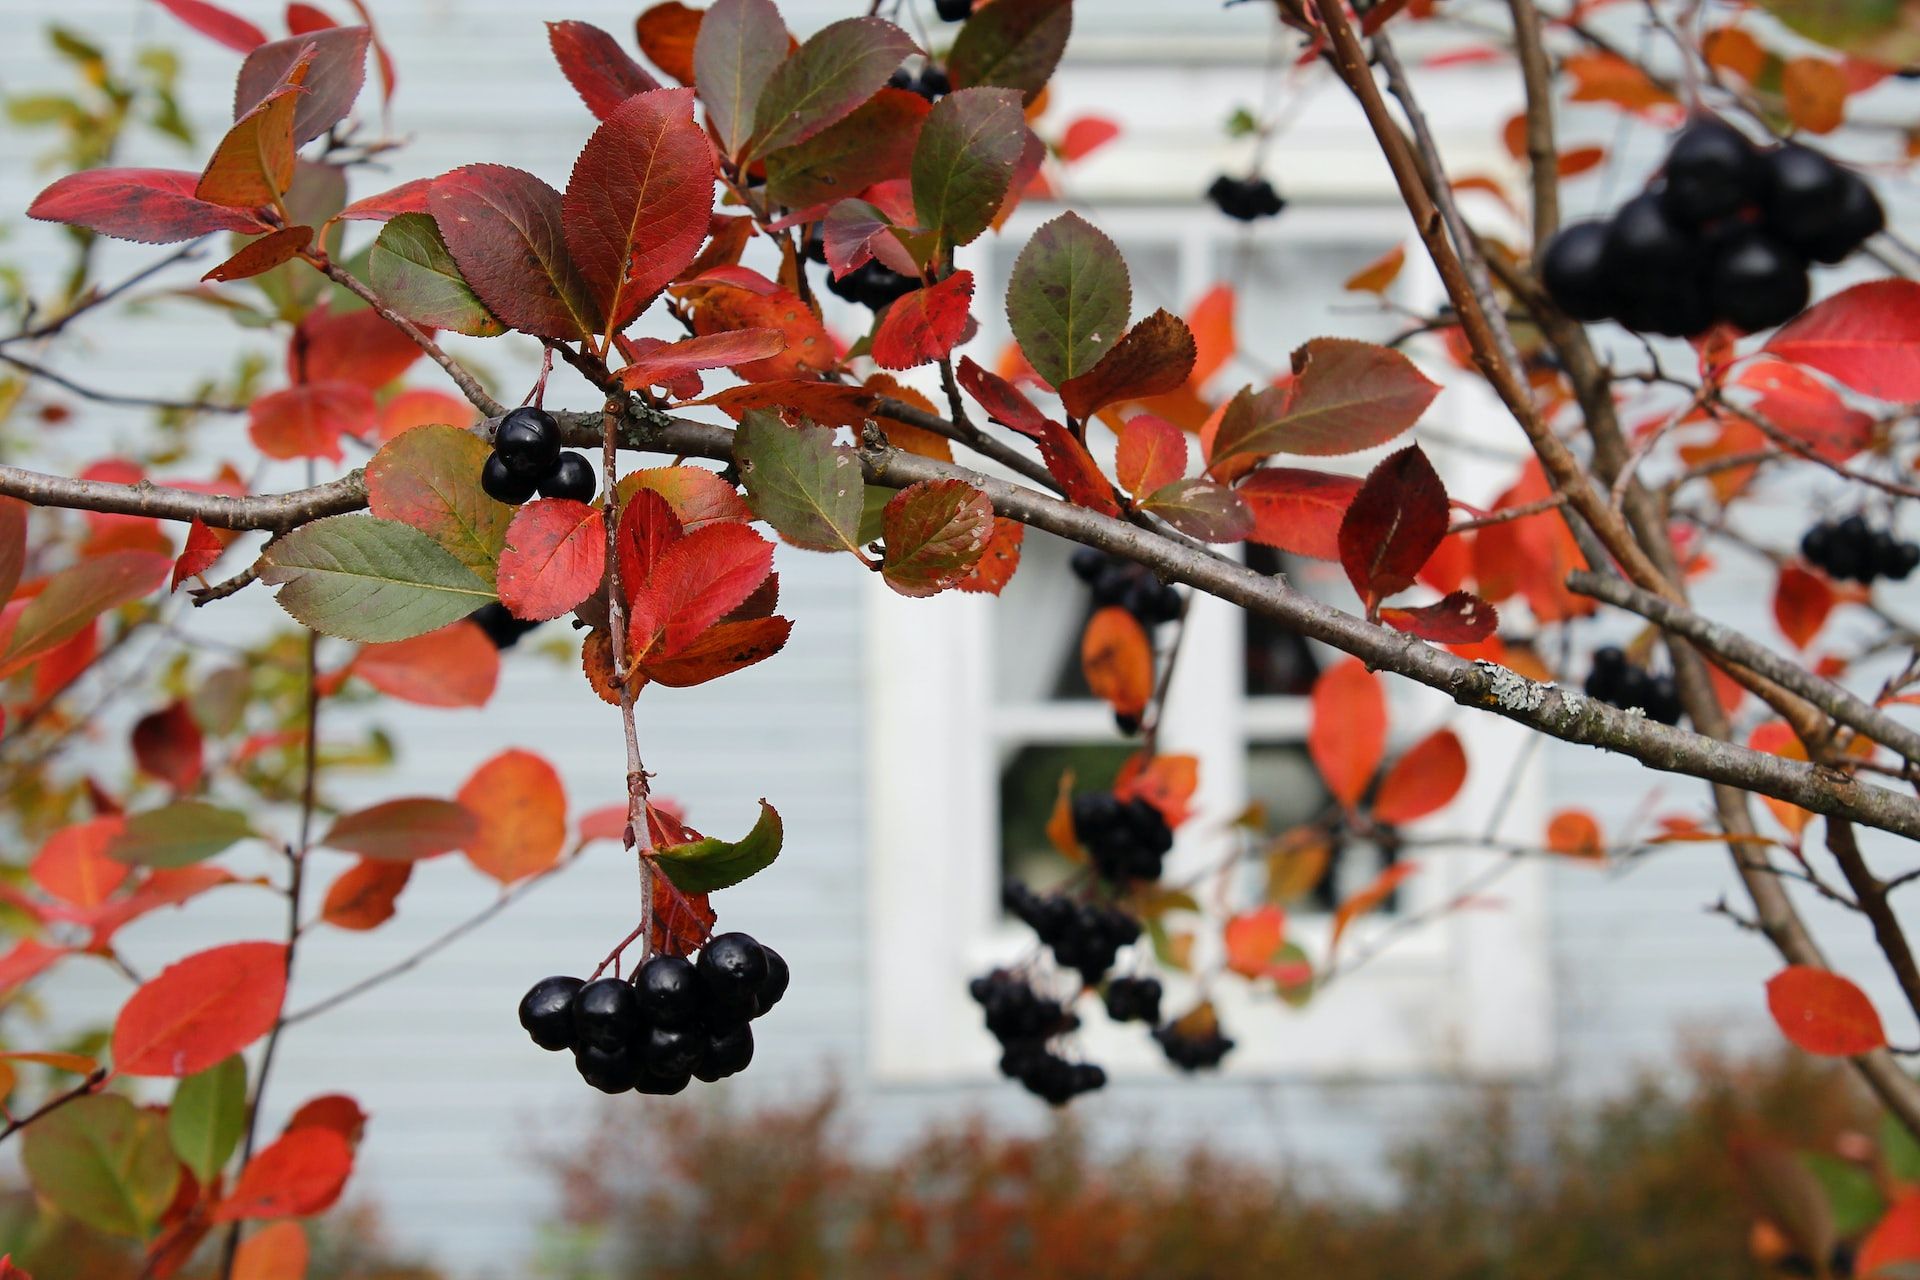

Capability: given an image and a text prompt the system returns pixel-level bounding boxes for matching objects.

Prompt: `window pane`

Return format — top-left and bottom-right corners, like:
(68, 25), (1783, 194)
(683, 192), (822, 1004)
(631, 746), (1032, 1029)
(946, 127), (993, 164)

(1211, 237), (1404, 383)
(997, 742), (1136, 894)
(992, 529), (1098, 703)
(1244, 544), (1321, 697)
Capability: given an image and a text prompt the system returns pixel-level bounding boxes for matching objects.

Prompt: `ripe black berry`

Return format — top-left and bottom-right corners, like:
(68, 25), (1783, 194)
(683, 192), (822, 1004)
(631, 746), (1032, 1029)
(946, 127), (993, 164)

(635, 954), (701, 1027)
(469, 601), (540, 650)
(572, 977), (641, 1050)
(1764, 144), (1846, 245)
(481, 452), (538, 506)
(1802, 516), (1917, 585)
(539, 452), (597, 503)
(1708, 231), (1808, 332)
(698, 933), (770, 1014)
(634, 1067), (692, 1095)
(518, 975), (582, 1051)
(494, 406), (562, 478)
(1207, 174), (1286, 223)
(1601, 193), (1696, 284)
(936, 0), (971, 19)
(826, 259), (920, 310)
(574, 1042), (639, 1093)
(695, 1023), (754, 1082)
(643, 1024), (703, 1077)
(1154, 1019), (1234, 1072)
(1104, 975), (1163, 1024)
(1659, 118), (1762, 227)
(917, 67), (951, 99)
(758, 946), (790, 1014)
(1797, 169), (1884, 264)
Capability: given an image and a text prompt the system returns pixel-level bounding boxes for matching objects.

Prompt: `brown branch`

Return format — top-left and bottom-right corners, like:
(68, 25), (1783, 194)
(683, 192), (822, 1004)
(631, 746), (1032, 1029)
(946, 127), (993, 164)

(1828, 819), (1920, 1030)
(0, 1068), (110, 1145)
(0, 463), (367, 531)
(1505, 0), (1560, 245)
(0, 351), (242, 415)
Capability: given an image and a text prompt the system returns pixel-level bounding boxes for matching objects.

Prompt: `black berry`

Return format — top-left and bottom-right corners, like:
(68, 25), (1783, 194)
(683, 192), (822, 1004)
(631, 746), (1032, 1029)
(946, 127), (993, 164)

(917, 67), (950, 99)
(1796, 168), (1884, 264)
(826, 259), (920, 310)
(518, 975), (582, 1051)
(572, 977), (641, 1051)
(695, 1023), (754, 1082)
(1601, 193), (1696, 285)
(757, 946), (790, 1014)
(539, 452), (597, 503)
(1659, 118), (1763, 227)
(1207, 174), (1285, 223)
(936, 0), (971, 19)
(634, 1067), (692, 1095)
(481, 452), (538, 506)
(643, 1024), (704, 1078)
(493, 406), (562, 478)
(1708, 231), (1808, 332)
(468, 601), (540, 650)
(1104, 975), (1163, 1024)
(635, 954), (701, 1028)
(698, 933), (770, 1014)
(574, 1042), (638, 1093)
(1764, 144), (1846, 245)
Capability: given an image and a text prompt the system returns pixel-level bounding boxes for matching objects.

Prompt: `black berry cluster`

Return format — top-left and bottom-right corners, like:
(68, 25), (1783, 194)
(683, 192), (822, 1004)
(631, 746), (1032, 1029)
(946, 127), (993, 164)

(968, 970), (1104, 1105)
(1542, 119), (1884, 337)
(1154, 1017), (1235, 1072)
(825, 260), (922, 311)
(1102, 974), (1162, 1024)
(1072, 547), (1184, 631)
(887, 63), (949, 102)
(482, 406), (597, 506)
(1002, 881), (1142, 984)
(935, 0), (971, 20)
(516, 933), (787, 1096)
(467, 601), (541, 650)
(1583, 646), (1681, 725)
(1801, 515), (1919, 585)
(1070, 790), (1174, 883)
(1207, 174), (1286, 223)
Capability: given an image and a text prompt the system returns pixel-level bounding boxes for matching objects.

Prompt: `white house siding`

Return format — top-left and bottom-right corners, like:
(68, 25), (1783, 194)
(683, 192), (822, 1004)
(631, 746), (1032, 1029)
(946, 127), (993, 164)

(1, 3), (1917, 1275)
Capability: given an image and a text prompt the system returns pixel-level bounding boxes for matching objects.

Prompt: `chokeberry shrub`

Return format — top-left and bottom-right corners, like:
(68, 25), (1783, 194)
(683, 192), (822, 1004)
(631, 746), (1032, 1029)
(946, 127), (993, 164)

(0, 0), (1917, 1269)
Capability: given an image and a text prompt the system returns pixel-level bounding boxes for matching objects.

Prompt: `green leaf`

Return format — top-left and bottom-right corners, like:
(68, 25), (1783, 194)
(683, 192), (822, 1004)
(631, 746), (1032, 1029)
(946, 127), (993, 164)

(1209, 338), (1441, 466)
(1006, 211), (1131, 390)
(259, 514), (496, 643)
(655, 800), (782, 893)
(108, 802), (254, 869)
(1801, 1151), (1882, 1237)
(881, 478), (994, 597)
(948, 0), (1072, 104)
(22, 1093), (180, 1240)
(168, 1055), (246, 1185)
(0, 550), (169, 675)
(1883, 1110), (1920, 1183)
(364, 425), (513, 585)
(368, 213), (505, 338)
(910, 86), (1027, 251)
(747, 16), (919, 162)
(695, 0), (790, 161)
(1757, 0), (1920, 63)
(1271, 940), (1316, 1008)
(1139, 478), (1255, 543)
(734, 410), (865, 555)
(858, 484), (891, 545)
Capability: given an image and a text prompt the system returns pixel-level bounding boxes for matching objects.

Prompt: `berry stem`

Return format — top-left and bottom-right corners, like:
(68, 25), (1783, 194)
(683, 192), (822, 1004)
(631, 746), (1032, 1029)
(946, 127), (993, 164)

(599, 398), (657, 961)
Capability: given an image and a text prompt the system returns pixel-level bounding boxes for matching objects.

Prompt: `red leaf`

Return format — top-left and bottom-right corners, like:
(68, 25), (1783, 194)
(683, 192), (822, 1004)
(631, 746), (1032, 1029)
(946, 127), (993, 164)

(497, 499), (607, 622)
(297, 305), (422, 390)
(1309, 658), (1386, 810)
(199, 63), (308, 209)
(563, 88), (715, 332)
(619, 466), (750, 532)
(0, 940), (67, 998)
(284, 1094), (368, 1147)
(617, 330), (787, 391)
(871, 271), (975, 370)
(150, 0), (268, 50)
(687, 278), (833, 380)
(458, 750), (567, 884)
(1058, 116), (1120, 163)
(378, 389), (478, 441)
(248, 383), (375, 463)
(1774, 564), (1834, 650)
(1764, 280), (1920, 402)
(32, 817), (129, 909)
(1371, 730), (1466, 825)
(1115, 415), (1188, 499)
(1735, 358), (1874, 461)
(1210, 338), (1439, 467)
(82, 867), (234, 950)
(321, 859), (411, 931)
(880, 479), (995, 597)
(352, 621), (499, 708)
(1058, 310), (1197, 421)
(955, 518), (1024, 595)
(431, 165), (601, 342)
(1237, 468), (1361, 561)
(650, 875), (715, 956)
(956, 354), (1048, 434)
(202, 225), (312, 282)
(1081, 606), (1153, 719)
(548, 20), (661, 120)
(170, 519), (226, 592)
(1114, 753), (1200, 828)
(960, 358), (1121, 517)
(213, 1128), (353, 1221)
(1546, 809), (1605, 859)
(286, 4), (336, 34)
(627, 522), (775, 661)
(697, 379), (876, 427)
(637, 2), (703, 84)
(1224, 906), (1288, 979)
(234, 27), (370, 149)
(1381, 590), (1499, 643)
(1339, 445), (1448, 608)
(131, 701), (204, 792)
(1331, 862), (1417, 951)
(639, 615), (792, 687)
(1860, 1192), (1920, 1279)
(337, 177), (433, 223)
(232, 1220), (309, 1280)
(28, 169), (267, 244)
(1766, 965), (1886, 1057)
(112, 941), (289, 1077)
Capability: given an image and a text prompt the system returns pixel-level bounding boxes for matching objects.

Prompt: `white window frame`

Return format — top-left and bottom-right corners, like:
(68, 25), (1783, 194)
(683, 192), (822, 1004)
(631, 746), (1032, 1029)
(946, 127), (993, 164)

(864, 202), (1552, 1085)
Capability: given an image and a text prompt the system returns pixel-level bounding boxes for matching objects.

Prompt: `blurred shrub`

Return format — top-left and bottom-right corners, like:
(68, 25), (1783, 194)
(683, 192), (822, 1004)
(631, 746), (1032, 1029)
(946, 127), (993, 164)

(536, 1048), (1876, 1280)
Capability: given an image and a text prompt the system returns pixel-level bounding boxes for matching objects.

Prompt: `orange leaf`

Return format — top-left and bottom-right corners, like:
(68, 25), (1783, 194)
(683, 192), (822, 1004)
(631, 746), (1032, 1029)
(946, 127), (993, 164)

(378, 389), (478, 441)
(1564, 49), (1677, 114)
(1343, 243), (1405, 295)
(1081, 606), (1153, 719)
(352, 621), (499, 708)
(1059, 116), (1120, 163)
(1308, 659), (1386, 810)
(954, 518), (1024, 595)
(497, 499), (606, 623)
(1224, 905), (1287, 979)
(1749, 722), (1812, 835)
(871, 271), (974, 370)
(284, 1094), (367, 1147)
(1115, 753), (1200, 829)
(233, 1219), (308, 1280)
(457, 749), (567, 884)
(320, 859), (412, 931)
(1773, 564), (1834, 650)
(1860, 1191), (1920, 1279)
(170, 518), (227, 591)
(1371, 729), (1466, 825)
(1545, 808), (1605, 859)
(688, 278), (833, 381)
(32, 816), (129, 908)
(1331, 862), (1417, 952)
(1186, 285), (1236, 388)
(1115, 414), (1188, 499)
(1766, 965), (1886, 1056)
(112, 941), (288, 1077)
(213, 1128), (353, 1221)
(1783, 57), (1848, 133)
